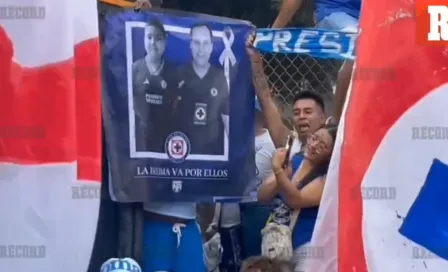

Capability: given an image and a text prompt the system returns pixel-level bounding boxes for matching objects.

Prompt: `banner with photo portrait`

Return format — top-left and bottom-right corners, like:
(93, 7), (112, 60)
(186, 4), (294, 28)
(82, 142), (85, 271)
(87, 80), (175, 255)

(102, 9), (256, 202)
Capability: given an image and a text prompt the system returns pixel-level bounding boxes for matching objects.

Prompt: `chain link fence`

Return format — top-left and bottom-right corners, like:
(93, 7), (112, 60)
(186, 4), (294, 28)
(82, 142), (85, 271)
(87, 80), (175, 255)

(262, 52), (341, 125)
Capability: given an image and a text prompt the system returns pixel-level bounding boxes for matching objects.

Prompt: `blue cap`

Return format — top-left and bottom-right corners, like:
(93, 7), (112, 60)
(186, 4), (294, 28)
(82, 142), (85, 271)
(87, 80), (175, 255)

(255, 98), (261, 112)
(100, 258), (142, 272)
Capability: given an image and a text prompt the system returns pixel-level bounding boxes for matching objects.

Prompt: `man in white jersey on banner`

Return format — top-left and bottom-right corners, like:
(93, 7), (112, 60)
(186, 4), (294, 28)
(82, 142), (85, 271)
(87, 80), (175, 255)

(206, 99), (275, 271)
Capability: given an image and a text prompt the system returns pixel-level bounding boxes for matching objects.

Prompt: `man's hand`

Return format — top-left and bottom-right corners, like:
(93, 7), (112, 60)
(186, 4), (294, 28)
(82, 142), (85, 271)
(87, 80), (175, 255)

(135, 0), (152, 10)
(246, 32), (271, 98)
(272, 148), (288, 172)
(272, 0), (303, 28)
(204, 223), (218, 241)
(245, 32), (262, 66)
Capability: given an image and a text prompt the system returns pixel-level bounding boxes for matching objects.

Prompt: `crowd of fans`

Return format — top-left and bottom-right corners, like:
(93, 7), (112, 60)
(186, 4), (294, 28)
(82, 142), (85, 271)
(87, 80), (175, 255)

(99, 0), (361, 271)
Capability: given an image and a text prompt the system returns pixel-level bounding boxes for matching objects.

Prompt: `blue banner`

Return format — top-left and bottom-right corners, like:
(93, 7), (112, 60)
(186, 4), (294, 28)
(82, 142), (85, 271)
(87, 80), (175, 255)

(102, 10), (256, 202)
(254, 28), (357, 60)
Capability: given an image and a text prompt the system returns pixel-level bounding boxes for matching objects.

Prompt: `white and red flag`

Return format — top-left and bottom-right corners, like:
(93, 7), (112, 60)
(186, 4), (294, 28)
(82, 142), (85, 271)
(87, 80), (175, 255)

(306, 0), (448, 271)
(0, 0), (101, 271)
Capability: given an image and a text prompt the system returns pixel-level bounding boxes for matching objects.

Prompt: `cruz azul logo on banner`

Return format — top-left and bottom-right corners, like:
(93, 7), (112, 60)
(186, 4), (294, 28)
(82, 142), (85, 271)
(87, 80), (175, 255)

(165, 132), (191, 163)
(416, 0), (448, 45)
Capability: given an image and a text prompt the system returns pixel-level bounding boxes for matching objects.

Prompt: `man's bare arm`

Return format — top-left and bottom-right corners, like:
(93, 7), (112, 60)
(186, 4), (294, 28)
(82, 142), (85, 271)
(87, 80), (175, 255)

(272, 0), (304, 28)
(251, 59), (289, 147)
(331, 60), (354, 124)
(134, 0), (152, 9)
(246, 33), (289, 147)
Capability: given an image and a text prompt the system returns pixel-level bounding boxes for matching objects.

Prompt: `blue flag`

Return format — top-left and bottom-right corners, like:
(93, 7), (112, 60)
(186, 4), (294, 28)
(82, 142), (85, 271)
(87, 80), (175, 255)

(254, 28), (357, 60)
(103, 10), (256, 202)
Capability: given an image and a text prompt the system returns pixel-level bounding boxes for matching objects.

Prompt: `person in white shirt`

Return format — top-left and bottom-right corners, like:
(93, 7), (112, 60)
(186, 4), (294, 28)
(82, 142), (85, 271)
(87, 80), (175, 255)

(206, 99), (276, 271)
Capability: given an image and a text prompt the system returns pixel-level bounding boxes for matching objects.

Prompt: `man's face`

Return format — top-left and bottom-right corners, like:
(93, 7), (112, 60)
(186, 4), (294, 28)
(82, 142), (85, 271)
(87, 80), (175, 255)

(144, 25), (166, 63)
(190, 26), (213, 67)
(292, 98), (325, 140)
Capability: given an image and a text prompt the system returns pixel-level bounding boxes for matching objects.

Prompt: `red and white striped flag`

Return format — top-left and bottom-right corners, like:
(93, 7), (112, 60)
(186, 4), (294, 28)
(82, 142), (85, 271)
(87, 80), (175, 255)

(306, 0), (448, 271)
(0, 0), (101, 271)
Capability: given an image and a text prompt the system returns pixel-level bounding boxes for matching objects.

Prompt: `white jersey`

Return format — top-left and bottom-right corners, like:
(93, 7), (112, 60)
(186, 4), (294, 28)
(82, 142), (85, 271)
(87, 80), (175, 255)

(290, 137), (302, 159)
